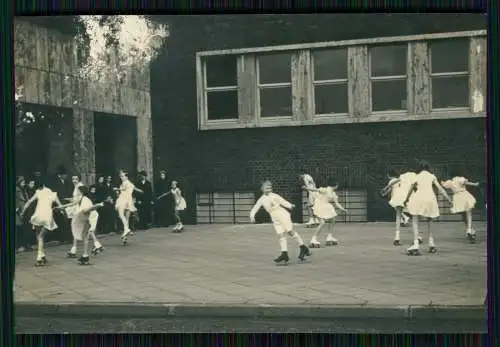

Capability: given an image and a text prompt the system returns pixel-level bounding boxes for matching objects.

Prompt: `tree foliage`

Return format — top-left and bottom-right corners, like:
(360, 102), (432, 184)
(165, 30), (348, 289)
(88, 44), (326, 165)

(16, 15), (168, 134)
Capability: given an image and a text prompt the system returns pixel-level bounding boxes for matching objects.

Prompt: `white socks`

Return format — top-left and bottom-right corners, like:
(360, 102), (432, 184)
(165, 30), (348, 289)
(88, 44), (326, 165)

(289, 231), (304, 245)
(279, 235), (288, 252)
(326, 233), (337, 242)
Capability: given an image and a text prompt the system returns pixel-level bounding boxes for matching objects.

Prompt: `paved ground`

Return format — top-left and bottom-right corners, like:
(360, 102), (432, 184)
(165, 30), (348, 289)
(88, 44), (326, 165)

(14, 222), (487, 332)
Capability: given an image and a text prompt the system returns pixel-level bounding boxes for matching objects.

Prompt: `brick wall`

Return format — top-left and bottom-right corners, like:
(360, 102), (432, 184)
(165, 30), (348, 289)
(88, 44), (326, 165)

(150, 14), (487, 224)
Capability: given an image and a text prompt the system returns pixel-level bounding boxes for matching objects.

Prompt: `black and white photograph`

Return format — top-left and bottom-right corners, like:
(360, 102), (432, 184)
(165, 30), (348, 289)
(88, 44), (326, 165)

(13, 13), (488, 333)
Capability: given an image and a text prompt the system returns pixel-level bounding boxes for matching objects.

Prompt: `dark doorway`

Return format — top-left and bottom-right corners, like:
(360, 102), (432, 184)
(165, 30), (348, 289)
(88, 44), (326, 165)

(94, 113), (138, 179)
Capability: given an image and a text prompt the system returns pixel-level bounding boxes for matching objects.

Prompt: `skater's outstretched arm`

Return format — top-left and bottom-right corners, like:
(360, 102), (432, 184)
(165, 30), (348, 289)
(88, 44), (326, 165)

(465, 179), (480, 187)
(276, 195), (294, 210)
(56, 200), (80, 210)
(81, 202), (105, 214)
(440, 179), (453, 189)
(249, 196), (264, 223)
(433, 178), (452, 204)
(331, 193), (347, 213)
(20, 193), (37, 216)
(402, 182), (417, 206)
(156, 191), (172, 200)
(381, 178), (400, 197)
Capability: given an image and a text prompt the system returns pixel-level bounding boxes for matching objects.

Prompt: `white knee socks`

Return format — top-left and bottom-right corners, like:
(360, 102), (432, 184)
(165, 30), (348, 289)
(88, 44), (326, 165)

(289, 231), (304, 245)
(279, 235), (288, 252)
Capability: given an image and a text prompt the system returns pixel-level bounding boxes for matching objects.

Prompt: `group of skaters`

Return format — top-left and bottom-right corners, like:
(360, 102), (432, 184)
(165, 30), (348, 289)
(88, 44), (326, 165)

(15, 166), (187, 266)
(250, 159), (481, 265)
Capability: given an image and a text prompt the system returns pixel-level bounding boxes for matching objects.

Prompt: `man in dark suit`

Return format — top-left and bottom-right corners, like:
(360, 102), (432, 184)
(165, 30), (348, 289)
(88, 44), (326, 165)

(135, 170), (154, 230)
(98, 174), (117, 233)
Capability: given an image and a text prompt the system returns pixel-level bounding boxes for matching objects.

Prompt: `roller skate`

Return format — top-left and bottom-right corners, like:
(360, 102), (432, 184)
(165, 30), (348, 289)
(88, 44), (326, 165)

(401, 213), (410, 227)
(91, 246), (104, 255)
(298, 244), (311, 262)
(305, 218), (318, 228)
(121, 230), (131, 245)
(406, 242), (421, 256)
(467, 229), (477, 244)
(35, 256), (48, 267)
(78, 255), (90, 265)
(428, 238), (438, 253)
(172, 223), (184, 233)
(274, 251), (290, 266)
(67, 250), (77, 258)
(309, 236), (321, 248)
(325, 233), (338, 246)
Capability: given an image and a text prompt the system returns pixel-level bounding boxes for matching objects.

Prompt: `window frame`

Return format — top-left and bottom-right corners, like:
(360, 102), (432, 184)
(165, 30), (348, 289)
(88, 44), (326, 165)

(256, 53), (294, 121)
(368, 42), (410, 115)
(196, 30), (486, 131)
(202, 56), (239, 122)
(428, 39), (471, 112)
(311, 48), (349, 117)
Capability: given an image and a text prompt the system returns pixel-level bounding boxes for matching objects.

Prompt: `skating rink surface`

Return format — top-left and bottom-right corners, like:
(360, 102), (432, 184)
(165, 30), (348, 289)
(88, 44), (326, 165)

(14, 222), (487, 306)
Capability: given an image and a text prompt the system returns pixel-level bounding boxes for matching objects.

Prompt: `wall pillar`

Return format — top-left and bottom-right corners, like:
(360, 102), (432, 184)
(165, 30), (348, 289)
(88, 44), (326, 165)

(72, 108), (96, 184)
(137, 115), (154, 181)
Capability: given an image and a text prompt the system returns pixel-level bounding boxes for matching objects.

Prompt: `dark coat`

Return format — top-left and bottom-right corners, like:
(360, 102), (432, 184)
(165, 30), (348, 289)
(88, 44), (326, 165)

(135, 179), (153, 203)
(15, 186), (29, 226)
(50, 175), (73, 200)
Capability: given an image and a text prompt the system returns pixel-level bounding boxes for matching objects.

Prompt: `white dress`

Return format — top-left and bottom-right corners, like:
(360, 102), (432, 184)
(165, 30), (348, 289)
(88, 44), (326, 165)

(71, 196), (94, 241)
(115, 179), (136, 212)
(406, 171), (440, 218)
(442, 177), (476, 213)
(389, 172), (417, 208)
(66, 182), (84, 219)
(313, 187), (337, 220)
(250, 193), (294, 235)
(303, 174), (318, 206)
(30, 187), (58, 231)
(172, 188), (187, 211)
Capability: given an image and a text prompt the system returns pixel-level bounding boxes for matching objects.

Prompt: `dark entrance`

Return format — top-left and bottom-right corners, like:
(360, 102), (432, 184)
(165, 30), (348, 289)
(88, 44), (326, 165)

(94, 113), (138, 180)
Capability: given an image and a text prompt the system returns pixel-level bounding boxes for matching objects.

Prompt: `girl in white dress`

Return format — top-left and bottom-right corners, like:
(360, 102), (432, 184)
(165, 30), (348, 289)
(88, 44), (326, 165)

(300, 174), (319, 227)
(56, 186), (105, 265)
(381, 169), (420, 246)
(305, 180), (348, 248)
(66, 175), (85, 258)
(156, 180), (187, 232)
(404, 161), (452, 255)
(250, 180), (311, 265)
(20, 178), (64, 266)
(115, 170), (143, 241)
(441, 174), (480, 242)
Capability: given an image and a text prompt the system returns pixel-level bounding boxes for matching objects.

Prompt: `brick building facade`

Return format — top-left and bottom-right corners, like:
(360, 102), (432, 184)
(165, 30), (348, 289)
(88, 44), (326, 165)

(152, 14), (487, 224)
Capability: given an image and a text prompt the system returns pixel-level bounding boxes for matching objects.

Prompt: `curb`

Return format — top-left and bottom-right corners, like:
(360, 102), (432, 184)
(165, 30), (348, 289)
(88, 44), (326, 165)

(15, 302), (486, 320)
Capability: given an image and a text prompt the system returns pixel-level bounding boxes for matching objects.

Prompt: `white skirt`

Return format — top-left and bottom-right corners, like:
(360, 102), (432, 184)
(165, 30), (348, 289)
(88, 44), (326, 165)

(89, 211), (99, 232)
(307, 191), (318, 206)
(30, 213), (58, 231)
(406, 191), (440, 219)
(451, 191), (476, 214)
(115, 196), (136, 212)
(389, 186), (410, 208)
(175, 197), (187, 211)
(313, 200), (337, 220)
(71, 216), (90, 241)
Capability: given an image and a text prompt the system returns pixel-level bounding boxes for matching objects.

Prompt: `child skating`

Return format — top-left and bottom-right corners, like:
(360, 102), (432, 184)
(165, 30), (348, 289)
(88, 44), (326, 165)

(156, 180), (187, 232)
(404, 161), (453, 256)
(300, 174), (320, 227)
(249, 180), (311, 265)
(305, 180), (348, 248)
(20, 178), (64, 266)
(115, 170), (143, 244)
(441, 174), (480, 243)
(381, 169), (421, 246)
(56, 186), (105, 264)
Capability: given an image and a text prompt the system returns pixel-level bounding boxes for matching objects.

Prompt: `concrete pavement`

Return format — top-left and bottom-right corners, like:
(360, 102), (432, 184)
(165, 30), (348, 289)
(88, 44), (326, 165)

(14, 222), (487, 324)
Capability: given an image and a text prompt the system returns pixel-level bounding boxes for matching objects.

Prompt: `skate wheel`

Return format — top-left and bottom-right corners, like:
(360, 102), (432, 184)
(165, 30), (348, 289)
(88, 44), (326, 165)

(428, 247), (437, 253)
(407, 250), (421, 256)
(393, 240), (402, 246)
(67, 253), (76, 258)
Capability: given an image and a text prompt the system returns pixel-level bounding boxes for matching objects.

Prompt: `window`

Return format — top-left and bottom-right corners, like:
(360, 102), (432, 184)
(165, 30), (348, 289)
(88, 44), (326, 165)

(312, 48), (348, 115)
(257, 53), (292, 118)
(370, 44), (408, 112)
(430, 38), (469, 109)
(204, 55), (238, 120)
